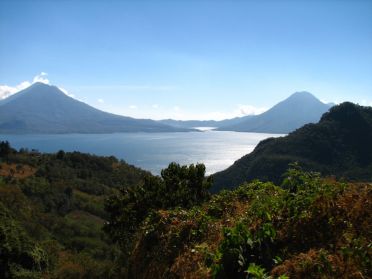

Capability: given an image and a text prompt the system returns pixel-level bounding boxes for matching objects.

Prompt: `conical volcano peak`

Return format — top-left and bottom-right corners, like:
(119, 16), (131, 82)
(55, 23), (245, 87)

(0, 83), (191, 133)
(286, 91), (320, 102)
(217, 91), (332, 133)
(30, 81), (50, 88)
(26, 82), (64, 95)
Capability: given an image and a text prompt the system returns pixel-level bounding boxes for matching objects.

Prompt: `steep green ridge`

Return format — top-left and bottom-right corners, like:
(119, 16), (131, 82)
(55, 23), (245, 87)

(213, 102), (372, 192)
(0, 142), (149, 278)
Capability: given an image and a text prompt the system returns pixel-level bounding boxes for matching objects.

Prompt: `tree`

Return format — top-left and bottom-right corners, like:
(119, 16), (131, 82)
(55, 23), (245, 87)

(0, 141), (14, 160)
(104, 162), (212, 249)
(0, 202), (48, 278)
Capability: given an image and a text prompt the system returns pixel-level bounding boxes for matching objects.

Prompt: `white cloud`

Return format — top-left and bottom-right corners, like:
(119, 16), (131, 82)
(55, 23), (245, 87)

(164, 104), (267, 121)
(32, 72), (50, 84)
(0, 72), (52, 100)
(104, 103), (268, 121)
(159, 104), (266, 120)
(58, 87), (68, 94)
(98, 98), (104, 103)
(152, 104), (159, 109)
(360, 100), (372, 107)
(237, 104), (267, 116)
(57, 86), (75, 98)
(0, 73), (82, 102)
(0, 81), (31, 99)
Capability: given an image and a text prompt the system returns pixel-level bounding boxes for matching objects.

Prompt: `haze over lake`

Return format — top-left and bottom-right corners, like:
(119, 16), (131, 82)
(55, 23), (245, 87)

(1, 131), (283, 175)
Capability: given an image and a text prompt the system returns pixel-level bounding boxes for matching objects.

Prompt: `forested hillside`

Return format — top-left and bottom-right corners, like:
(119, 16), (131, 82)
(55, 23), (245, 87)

(0, 142), (149, 278)
(1, 142), (371, 278)
(213, 102), (372, 192)
(105, 164), (371, 278)
(1, 101), (371, 279)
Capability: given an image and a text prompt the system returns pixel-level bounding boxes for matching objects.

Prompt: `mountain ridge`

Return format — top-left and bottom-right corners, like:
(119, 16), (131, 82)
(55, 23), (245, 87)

(159, 116), (248, 129)
(0, 83), (192, 134)
(159, 91), (332, 133)
(217, 91), (332, 133)
(212, 102), (372, 192)
(0, 84), (334, 134)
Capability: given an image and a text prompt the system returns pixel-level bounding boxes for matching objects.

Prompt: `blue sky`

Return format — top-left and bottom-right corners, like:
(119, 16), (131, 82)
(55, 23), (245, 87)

(1, 0), (371, 120)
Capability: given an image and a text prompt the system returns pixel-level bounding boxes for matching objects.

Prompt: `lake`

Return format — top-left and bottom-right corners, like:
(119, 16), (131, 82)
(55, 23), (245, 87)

(0, 131), (283, 175)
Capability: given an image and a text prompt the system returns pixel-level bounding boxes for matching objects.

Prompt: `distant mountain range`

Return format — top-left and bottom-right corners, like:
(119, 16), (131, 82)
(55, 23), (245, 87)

(159, 117), (248, 129)
(0, 83), (191, 133)
(212, 102), (372, 192)
(0, 83), (333, 134)
(162, 91), (333, 134)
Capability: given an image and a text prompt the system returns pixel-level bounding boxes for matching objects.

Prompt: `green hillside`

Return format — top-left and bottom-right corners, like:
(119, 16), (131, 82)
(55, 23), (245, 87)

(213, 102), (372, 192)
(0, 142), (149, 278)
(106, 165), (371, 278)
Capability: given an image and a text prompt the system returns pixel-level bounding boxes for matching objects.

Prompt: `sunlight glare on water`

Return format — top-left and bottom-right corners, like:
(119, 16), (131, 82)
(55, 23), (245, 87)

(1, 131), (284, 175)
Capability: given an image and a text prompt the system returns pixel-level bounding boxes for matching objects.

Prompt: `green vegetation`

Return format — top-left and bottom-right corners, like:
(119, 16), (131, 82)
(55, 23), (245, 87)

(213, 102), (372, 191)
(0, 141), (214, 278)
(112, 164), (371, 278)
(1, 100), (372, 279)
(0, 141), (149, 278)
(104, 162), (212, 260)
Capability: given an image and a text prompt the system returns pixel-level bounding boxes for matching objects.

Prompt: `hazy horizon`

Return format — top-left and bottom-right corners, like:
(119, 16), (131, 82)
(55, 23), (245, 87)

(1, 80), (335, 121)
(1, 0), (371, 120)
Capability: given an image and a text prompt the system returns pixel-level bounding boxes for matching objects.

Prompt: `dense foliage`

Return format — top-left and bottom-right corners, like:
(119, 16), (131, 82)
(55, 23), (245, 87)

(213, 102), (372, 191)
(0, 142), (213, 278)
(0, 142), (149, 278)
(104, 162), (212, 258)
(123, 165), (371, 278)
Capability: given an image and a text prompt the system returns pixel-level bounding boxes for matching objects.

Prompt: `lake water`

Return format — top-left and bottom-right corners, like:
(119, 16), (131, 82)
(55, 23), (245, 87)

(0, 131), (283, 175)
